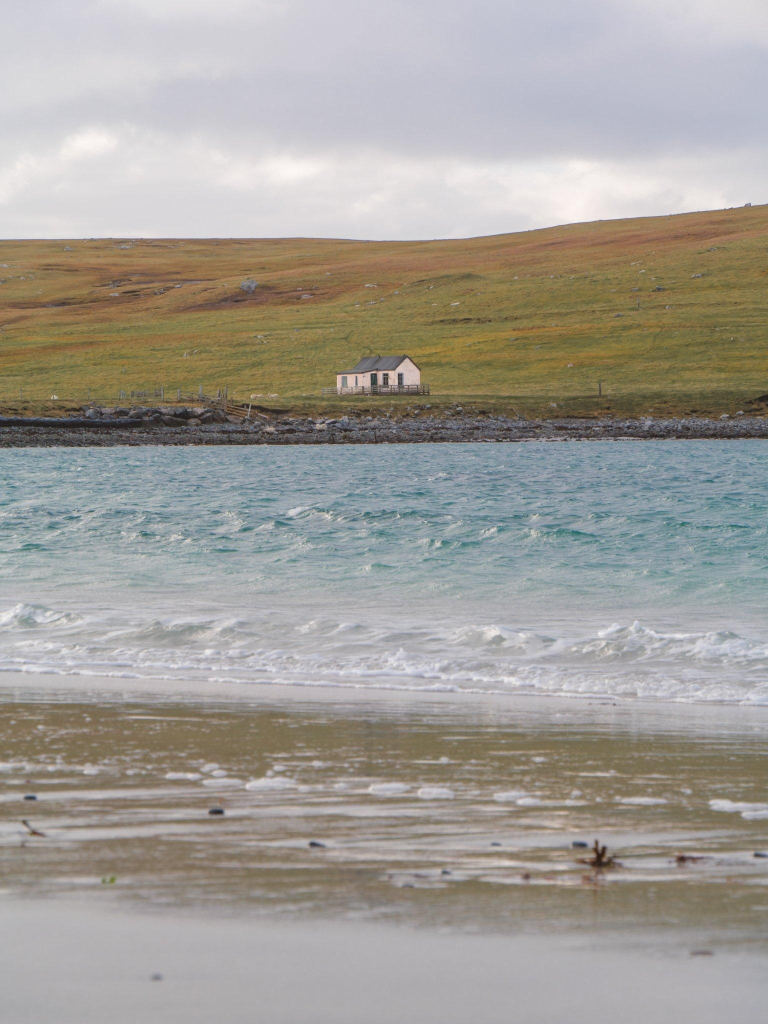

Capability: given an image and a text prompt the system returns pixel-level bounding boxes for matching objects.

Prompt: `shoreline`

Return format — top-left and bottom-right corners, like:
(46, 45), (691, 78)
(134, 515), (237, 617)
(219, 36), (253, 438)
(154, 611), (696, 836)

(3, 670), (765, 731)
(2, 412), (768, 446)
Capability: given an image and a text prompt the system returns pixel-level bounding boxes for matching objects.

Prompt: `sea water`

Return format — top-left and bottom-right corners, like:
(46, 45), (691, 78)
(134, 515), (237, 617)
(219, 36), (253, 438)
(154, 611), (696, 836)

(1, 440), (768, 704)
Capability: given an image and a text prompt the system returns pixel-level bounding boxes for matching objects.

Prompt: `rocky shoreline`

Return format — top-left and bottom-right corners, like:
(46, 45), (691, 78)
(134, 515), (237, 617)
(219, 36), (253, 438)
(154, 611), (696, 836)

(2, 405), (768, 446)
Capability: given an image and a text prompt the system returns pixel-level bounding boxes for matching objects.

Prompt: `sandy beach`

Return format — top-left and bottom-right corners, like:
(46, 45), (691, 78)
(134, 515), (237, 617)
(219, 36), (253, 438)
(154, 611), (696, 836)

(4, 898), (767, 1024)
(2, 673), (767, 1021)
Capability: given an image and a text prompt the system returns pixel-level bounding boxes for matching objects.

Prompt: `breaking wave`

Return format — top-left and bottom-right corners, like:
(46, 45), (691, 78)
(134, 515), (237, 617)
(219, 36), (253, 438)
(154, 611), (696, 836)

(1, 603), (767, 706)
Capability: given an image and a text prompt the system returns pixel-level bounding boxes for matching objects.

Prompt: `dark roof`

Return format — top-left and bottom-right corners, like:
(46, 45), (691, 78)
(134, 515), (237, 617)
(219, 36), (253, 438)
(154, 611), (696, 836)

(339, 355), (415, 373)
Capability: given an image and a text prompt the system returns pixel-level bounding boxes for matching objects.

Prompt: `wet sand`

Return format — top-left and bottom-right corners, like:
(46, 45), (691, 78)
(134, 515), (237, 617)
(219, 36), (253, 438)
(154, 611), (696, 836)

(1, 674), (767, 1021)
(3, 900), (767, 1024)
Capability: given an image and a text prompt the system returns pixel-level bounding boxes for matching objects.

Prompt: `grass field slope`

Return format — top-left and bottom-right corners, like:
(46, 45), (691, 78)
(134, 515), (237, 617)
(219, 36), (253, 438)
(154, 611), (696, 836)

(1, 205), (768, 417)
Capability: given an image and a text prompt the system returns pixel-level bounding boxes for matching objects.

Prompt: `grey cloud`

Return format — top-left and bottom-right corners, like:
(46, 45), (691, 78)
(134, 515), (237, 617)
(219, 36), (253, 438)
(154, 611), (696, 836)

(1, 0), (766, 237)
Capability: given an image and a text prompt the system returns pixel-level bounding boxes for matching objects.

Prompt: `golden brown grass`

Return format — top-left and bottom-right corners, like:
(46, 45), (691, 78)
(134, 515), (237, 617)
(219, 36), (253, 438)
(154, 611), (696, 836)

(2, 204), (768, 416)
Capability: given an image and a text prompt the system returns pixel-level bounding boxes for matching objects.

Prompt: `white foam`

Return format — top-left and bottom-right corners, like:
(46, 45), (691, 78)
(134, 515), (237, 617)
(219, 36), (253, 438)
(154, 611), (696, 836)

(201, 777), (243, 788)
(416, 786), (454, 800)
(165, 771), (202, 781)
(369, 782), (410, 797)
(245, 776), (297, 791)
(710, 798), (768, 817)
(493, 790), (528, 803)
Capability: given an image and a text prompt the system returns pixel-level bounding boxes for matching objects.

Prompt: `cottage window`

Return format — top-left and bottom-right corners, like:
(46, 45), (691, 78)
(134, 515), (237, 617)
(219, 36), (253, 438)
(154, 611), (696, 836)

(397, 372), (404, 386)
(382, 373), (389, 386)
(341, 376), (348, 388)
(355, 376), (358, 386)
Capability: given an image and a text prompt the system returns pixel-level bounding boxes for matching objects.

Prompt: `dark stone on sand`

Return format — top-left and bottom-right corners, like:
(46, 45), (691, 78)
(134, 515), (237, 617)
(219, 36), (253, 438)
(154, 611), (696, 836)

(754, 851), (768, 858)
(23, 794), (37, 801)
(208, 807), (225, 816)
(572, 841), (589, 848)
(308, 840), (326, 848)
(490, 841), (502, 847)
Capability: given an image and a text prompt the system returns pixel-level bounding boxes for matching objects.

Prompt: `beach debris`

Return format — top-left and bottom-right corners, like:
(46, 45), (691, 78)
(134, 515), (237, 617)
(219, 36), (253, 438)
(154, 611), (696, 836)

(675, 852), (707, 866)
(577, 840), (617, 869)
(23, 794), (37, 801)
(21, 819), (46, 837)
(101, 875), (117, 885)
(308, 840), (326, 849)
(208, 807), (225, 816)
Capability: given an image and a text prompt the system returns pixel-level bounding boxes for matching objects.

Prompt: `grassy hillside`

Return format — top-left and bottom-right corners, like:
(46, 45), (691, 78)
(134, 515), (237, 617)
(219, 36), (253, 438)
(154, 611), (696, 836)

(2, 205), (768, 416)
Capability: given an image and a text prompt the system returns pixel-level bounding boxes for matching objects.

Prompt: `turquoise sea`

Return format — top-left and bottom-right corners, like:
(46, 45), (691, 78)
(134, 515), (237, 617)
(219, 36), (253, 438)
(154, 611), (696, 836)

(2, 440), (768, 704)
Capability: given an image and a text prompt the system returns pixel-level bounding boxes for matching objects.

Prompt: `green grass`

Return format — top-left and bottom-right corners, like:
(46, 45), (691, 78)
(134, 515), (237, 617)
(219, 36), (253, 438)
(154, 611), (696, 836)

(2, 205), (768, 417)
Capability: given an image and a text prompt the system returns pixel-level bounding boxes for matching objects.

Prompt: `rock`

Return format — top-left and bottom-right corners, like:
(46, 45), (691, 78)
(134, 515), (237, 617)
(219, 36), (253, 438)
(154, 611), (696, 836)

(23, 794), (37, 801)
(161, 415), (187, 427)
(240, 278), (258, 293)
(692, 273), (703, 278)
(652, 285), (665, 292)
(308, 840), (326, 848)
(754, 851), (768, 858)
(208, 807), (225, 816)
(572, 840), (589, 848)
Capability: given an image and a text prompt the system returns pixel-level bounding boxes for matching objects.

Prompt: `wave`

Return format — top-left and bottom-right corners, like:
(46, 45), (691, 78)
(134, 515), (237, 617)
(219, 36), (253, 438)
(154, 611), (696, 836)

(1, 603), (767, 706)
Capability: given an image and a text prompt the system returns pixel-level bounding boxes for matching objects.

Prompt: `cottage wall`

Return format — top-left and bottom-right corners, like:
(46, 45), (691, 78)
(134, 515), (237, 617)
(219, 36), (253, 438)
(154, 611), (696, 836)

(336, 359), (420, 391)
(397, 358), (421, 386)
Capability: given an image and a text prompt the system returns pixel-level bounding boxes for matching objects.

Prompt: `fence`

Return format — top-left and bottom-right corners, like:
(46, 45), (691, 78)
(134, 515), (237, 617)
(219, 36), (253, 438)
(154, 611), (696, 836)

(2, 386), (232, 408)
(321, 384), (430, 397)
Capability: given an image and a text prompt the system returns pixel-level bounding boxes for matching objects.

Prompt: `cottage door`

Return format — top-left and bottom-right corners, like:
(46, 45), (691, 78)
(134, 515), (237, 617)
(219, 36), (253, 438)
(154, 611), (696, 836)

(370, 373), (378, 390)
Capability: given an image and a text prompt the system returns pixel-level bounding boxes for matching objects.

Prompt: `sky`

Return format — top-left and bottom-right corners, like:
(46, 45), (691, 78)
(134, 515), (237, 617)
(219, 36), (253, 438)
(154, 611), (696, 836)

(2, 0), (767, 239)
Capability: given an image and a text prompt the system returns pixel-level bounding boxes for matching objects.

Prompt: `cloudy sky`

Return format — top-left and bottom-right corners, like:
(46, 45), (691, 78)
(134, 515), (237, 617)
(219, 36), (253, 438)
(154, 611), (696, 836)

(2, 0), (766, 239)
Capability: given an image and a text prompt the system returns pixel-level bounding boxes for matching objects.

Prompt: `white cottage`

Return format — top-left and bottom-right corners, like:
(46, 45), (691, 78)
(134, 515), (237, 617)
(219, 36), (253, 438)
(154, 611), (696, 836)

(331, 355), (427, 395)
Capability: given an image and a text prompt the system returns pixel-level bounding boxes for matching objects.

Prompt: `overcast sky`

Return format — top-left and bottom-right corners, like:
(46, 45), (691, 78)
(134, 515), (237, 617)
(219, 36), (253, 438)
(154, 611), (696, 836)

(2, 0), (766, 239)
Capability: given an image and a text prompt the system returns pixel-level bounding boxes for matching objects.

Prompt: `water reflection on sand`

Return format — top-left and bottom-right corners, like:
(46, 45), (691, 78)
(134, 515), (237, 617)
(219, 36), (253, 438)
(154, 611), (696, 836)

(1, 682), (767, 944)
